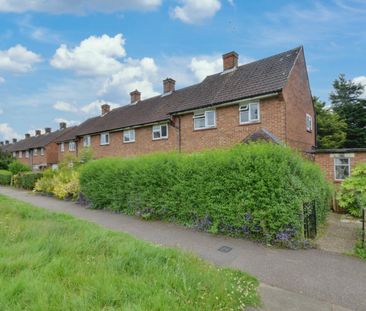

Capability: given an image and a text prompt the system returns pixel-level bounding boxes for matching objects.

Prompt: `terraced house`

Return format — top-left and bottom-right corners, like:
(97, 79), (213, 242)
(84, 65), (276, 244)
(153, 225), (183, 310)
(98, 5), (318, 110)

(57, 46), (315, 161)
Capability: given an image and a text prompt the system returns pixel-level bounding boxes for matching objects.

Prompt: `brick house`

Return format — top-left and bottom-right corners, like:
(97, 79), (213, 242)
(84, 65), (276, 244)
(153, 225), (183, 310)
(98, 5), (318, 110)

(56, 46), (316, 161)
(3, 123), (75, 170)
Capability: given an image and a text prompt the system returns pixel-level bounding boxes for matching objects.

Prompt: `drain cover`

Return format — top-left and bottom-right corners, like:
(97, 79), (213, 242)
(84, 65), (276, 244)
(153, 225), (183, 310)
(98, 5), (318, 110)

(218, 246), (232, 253)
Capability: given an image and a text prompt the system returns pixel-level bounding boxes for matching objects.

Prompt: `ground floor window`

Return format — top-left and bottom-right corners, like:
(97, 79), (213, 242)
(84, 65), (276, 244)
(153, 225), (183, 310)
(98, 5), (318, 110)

(334, 158), (350, 180)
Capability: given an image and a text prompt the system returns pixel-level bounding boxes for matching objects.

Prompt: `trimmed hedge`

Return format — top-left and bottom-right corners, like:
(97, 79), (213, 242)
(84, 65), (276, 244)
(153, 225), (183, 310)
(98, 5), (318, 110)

(0, 170), (12, 185)
(80, 144), (332, 246)
(13, 172), (43, 190)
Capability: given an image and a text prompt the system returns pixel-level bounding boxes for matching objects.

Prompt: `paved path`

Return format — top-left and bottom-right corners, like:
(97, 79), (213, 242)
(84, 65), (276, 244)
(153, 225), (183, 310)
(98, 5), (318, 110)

(1, 187), (365, 311)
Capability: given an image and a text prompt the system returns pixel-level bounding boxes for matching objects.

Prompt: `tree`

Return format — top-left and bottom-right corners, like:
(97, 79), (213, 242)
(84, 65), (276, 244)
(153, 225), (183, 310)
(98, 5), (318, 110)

(0, 149), (13, 170)
(330, 74), (366, 148)
(314, 96), (347, 149)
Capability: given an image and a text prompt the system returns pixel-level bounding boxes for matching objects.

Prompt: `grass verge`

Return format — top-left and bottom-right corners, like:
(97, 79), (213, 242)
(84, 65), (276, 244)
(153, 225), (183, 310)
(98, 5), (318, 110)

(0, 195), (259, 310)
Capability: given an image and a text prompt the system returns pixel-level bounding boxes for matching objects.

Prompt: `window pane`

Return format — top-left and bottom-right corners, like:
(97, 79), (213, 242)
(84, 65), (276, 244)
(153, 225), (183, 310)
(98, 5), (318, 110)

(161, 125), (167, 137)
(105, 134), (109, 144)
(250, 104), (259, 120)
(240, 110), (249, 123)
(335, 165), (349, 180)
(206, 111), (215, 127)
(153, 130), (160, 139)
(131, 130), (135, 141)
(194, 117), (205, 129)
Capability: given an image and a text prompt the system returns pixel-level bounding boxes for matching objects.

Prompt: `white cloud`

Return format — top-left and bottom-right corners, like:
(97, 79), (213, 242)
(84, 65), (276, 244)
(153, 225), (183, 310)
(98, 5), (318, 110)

(0, 77), (4, 83)
(0, 108), (3, 114)
(54, 118), (80, 127)
(189, 56), (222, 81)
(53, 101), (78, 113)
(171, 0), (221, 24)
(0, 123), (20, 140)
(0, 0), (162, 14)
(51, 34), (126, 76)
(353, 76), (366, 98)
(0, 44), (41, 73)
(80, 100), (120, 115)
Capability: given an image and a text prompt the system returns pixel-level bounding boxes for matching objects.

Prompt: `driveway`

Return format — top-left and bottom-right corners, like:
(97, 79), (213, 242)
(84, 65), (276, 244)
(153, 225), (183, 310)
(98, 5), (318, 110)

(0, 187), (365, 311)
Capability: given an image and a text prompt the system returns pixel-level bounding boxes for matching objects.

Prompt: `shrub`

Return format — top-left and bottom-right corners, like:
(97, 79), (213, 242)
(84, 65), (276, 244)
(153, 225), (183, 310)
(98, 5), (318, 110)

(0, 169), (12, 185)
(80, 143), (332, 245)
(13, 172), (43, 190)
(337, 163), (366, 218)
(0, 150), (13, 170)
(8, 161), (30, 175)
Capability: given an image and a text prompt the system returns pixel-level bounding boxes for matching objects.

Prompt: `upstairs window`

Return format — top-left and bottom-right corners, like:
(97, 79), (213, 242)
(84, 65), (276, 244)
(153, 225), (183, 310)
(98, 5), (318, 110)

(83, 135), (91, 147)
(40, 148), (44, 156)
(100, 132), (110, 145)
(334, 158), (350, 181)
(25, 151), (29, 158)
(69, 141), (76, 151)
(123, 129), (135, 143)
(19, 151), (23, 158)
(34, 148), (38, 156)
(152, 124), (168, 140)
(193, 110), (216, 130)
(60, 143), (65, 152)
(239, 102), (260, 124)
(306, 114), (313, 132)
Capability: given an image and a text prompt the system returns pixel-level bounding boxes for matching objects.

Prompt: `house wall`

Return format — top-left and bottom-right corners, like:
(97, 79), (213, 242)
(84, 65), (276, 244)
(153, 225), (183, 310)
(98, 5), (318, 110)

(179, 96), (287, 153)
(16, 153), (31, 167)
(58, 141), (77, 162)
(282, 48), (315, 151)
(314, 152), (366, 184)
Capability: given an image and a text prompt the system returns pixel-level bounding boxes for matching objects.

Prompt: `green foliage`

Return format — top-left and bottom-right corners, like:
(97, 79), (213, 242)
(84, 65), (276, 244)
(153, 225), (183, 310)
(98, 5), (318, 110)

(337, 163), (366, 218)
(355, 240), (366, 260)
(314, 96), (347, 149)
(80, 144), (332, 245)
(0, 150), (13, 170)
(330, 74), (366, 148)
(0, 195), (259, 310)
(8, 161), (30, 175)
(0, 170), (11, 185)
(12, 172), (43, 190)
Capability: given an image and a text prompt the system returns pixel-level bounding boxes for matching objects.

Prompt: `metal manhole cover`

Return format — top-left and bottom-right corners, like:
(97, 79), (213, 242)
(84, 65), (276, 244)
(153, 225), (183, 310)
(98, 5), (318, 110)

(218, 246), (232, 253)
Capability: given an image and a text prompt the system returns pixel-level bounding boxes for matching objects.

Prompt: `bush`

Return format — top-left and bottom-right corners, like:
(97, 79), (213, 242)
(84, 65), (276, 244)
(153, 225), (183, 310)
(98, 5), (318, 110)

(13, 172), (43, 190)
(337, 163), (366, 218)
(0, 150), (13, 170)
(0, 169), (11, 185)
(80, 143), (332, 246)
(8, 161), (30, 175)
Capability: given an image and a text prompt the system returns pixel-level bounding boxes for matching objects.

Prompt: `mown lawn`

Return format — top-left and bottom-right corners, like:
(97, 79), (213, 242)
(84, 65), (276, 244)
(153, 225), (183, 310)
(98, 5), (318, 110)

(0, 195), (259, 311)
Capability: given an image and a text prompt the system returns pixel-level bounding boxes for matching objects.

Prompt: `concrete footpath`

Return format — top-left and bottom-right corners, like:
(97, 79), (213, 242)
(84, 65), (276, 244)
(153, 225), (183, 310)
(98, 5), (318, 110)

(1, 187), (365, 311)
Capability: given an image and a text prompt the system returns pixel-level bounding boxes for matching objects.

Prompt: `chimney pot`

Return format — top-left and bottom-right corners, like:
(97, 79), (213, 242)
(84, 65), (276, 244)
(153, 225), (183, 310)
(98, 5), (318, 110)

(59, 122), (67, 130)
(25, 133), (31, 139)
(12, 138), (17, 143)
(5, 140), (9, 145)
(101, 104), (110, 115)
(35, 130), (41, 136)
(45, 127), (51, 134)
(163, 78), (175, 94)
(130, 90), (141, 104)
(222, 51), (238, 71)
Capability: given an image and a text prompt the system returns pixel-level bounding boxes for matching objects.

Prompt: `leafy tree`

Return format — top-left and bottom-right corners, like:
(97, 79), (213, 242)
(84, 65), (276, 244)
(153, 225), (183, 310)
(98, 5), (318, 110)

(330, 74), (366, 147)
(313, 96), (347, 149)
(0, 149), (13, 170)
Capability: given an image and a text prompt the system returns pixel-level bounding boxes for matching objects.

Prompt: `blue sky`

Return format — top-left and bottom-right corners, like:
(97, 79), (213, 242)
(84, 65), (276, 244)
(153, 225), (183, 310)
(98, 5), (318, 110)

(0, 0), (365, 141)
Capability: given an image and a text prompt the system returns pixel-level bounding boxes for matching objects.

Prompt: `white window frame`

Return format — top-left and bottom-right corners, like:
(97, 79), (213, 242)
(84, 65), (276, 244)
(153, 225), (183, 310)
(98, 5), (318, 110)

(25, 151), (29, 158)
(239, 102), (260, 124)
(193, 110), (216, 130)
(123, 129), (136, 143)
(69, 141), (76, 151)
(152, 124), (168, 140)
(100, 132), (110, 146)
(60, 142), (65, 152)
(306, 113), (313, 132)
(19, 151), (23, 158)
(12, 152), (16, 158)
(334, 157), (351, 181)
(34, 148), (38, 156)
(40, 148), (44, 156)
(83, 135), (91, 147)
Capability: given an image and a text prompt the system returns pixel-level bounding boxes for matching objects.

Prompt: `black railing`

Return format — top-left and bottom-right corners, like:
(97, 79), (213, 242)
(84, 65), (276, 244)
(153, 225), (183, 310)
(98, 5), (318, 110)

(304, 201), (317, 239)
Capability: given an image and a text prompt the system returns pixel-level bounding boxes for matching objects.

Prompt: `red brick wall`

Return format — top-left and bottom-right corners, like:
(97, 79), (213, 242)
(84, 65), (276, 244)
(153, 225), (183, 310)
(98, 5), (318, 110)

(179, 96), (286, 153)
(58, 141), (77, 162)
(282, 48), (315, 151)
(314, 152), (366, 184)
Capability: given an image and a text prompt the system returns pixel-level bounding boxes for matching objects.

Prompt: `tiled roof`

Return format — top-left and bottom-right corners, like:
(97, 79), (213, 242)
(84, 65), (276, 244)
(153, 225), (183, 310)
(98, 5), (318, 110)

(57, 46), (303, 141)
(6, 127), (76, 152)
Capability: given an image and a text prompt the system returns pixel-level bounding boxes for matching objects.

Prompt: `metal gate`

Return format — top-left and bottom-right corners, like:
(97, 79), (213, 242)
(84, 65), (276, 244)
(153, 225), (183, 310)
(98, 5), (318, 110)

(303, 201), (317, 239)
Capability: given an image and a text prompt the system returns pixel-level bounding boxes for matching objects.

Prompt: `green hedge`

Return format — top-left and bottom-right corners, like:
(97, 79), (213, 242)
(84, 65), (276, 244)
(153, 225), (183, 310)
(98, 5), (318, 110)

(8, 161), (30, 175)
(80, 144), (332, 246)
(0, 170), (12, 185)
(13, 172), (43, 190)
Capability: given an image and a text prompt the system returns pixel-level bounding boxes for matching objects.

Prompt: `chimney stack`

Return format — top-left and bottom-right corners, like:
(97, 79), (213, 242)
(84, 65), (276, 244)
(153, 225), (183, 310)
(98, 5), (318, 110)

(59, 122), (66, 130)
(163, 78), (175, 94)
(0, 142), (3, 146)
(35, 130), (41, 136)
(5, 140), (9, 145)
(12, 138), (17, 143)
(45, 127), (51, 134)
(130, 90), (141, 104)
(101, 104), (110, 115)
(222, 51), (238, 71)
(25, 133), (31, 139)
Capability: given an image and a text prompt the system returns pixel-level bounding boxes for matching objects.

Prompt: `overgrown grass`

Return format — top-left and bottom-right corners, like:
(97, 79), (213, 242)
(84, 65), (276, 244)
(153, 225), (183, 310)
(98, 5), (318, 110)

(0, 195), (259, 311)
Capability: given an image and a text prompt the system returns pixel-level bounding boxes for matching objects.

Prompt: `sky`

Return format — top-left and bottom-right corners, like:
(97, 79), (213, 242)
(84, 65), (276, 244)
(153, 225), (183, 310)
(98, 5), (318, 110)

(0, 0), (365, 141)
